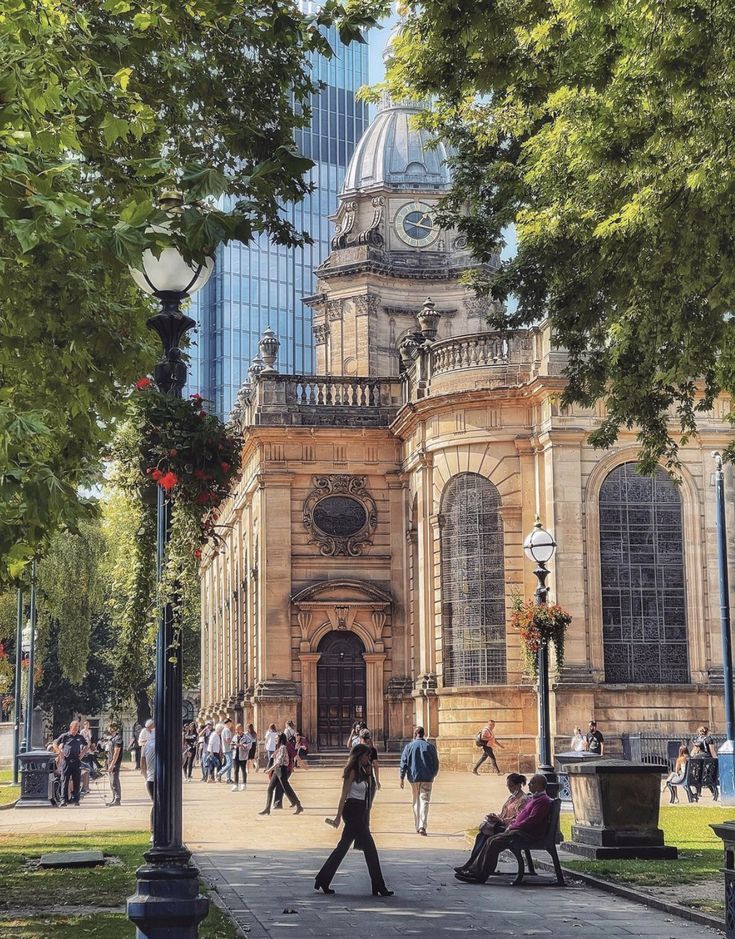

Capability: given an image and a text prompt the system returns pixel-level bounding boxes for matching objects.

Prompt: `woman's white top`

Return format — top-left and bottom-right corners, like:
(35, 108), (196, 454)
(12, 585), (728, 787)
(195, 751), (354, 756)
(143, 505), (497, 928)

(570, 734), (586, 752)
(265, 729), (279, 752)
(348, 778), (368, 800)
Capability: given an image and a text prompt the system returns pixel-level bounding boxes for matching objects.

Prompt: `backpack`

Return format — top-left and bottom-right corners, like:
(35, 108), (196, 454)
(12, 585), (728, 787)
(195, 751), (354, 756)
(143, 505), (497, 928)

(474, 731), (485, 748)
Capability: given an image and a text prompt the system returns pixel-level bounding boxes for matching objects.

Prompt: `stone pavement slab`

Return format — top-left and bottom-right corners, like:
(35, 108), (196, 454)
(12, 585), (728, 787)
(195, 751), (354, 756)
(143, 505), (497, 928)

(0, 763), (725, 937)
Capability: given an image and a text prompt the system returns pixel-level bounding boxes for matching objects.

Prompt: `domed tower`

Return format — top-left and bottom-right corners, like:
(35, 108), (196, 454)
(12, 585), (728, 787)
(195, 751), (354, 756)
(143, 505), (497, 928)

(306, 94), (499, 377)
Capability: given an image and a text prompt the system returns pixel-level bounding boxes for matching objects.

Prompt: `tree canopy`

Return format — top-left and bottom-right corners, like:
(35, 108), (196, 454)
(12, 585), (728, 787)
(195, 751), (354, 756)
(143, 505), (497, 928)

(381, 0), (735, 470)
(1, 0), (378, 581)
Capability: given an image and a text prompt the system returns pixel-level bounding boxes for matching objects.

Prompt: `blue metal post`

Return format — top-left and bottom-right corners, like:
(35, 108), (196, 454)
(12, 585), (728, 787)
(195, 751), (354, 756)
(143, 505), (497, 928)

(714, 452), (735, 804)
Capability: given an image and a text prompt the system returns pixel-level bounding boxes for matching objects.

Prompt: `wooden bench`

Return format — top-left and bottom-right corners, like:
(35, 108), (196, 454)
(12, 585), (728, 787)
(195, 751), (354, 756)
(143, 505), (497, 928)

(506, 798), (564, 887)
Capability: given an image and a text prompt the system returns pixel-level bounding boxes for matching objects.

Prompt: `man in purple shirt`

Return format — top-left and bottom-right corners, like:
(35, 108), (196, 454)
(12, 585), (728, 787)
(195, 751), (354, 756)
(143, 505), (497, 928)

(455, 774), (553, 883)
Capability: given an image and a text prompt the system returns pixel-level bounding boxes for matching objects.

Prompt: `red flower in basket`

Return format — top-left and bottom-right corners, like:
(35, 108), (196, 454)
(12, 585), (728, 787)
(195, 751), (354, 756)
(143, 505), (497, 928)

(220, 462), (231, 473)
(151, 468), (163, 481)
(194, 548), (202, 560)
(135, 377), (152, 390)
(158, 471), (179, 491)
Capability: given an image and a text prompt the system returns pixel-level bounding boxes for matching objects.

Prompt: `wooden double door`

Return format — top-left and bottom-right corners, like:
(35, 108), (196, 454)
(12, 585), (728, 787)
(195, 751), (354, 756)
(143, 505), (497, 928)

(316, 631), (366, 749)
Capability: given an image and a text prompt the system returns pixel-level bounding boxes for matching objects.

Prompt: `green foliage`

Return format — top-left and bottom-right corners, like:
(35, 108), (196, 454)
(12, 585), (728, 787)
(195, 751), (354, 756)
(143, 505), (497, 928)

(36, 521), (107, 685)
(35, 612), (115, 738)
(382, 1), (735, 470)
(0, 0), (383, 581)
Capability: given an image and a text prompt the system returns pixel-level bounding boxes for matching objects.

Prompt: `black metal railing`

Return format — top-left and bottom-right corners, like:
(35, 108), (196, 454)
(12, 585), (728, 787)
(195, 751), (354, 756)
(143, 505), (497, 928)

(621, 732), (724, 771)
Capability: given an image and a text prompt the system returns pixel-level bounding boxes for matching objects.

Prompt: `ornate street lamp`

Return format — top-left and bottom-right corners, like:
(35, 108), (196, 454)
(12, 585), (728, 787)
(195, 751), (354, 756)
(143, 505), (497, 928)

(127, 192), (213, 938)
(523, 517), (557, 789)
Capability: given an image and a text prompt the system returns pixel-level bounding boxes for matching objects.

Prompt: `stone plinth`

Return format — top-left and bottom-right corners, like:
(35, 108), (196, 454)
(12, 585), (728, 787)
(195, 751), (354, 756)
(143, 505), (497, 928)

(562, 759), (677, 859)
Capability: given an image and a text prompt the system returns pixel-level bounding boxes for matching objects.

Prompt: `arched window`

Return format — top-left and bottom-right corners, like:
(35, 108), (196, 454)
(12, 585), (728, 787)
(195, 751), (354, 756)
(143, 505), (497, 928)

(599, 462), (689, 683)
(440, 473), (506, 686)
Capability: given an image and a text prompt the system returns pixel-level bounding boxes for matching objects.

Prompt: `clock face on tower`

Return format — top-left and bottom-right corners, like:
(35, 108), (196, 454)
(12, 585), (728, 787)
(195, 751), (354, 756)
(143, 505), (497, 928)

(395, 201), (440, 248)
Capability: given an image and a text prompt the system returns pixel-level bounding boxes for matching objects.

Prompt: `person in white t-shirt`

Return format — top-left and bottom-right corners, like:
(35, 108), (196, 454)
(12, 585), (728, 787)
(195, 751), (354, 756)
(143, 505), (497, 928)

(138, 719), (154, 775)
(218, 719), (234, 783)
(570, 727), (586, 752)
(140, 726), (156, 838)
(207, 723), (223, 783)
(265, 723), (279, 770)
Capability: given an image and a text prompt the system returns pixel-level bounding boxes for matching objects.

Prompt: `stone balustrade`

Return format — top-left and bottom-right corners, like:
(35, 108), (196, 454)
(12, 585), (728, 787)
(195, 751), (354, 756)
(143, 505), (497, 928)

(239, 374), (403, 427)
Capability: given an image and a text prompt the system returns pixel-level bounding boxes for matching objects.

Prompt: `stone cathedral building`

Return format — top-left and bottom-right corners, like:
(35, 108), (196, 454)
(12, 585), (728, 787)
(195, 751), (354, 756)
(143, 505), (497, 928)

(198, 95), (735, 768)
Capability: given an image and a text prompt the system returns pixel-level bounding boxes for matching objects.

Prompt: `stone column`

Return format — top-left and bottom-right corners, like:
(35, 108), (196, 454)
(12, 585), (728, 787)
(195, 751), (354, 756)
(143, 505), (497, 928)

(258, 471), (293, 684)
(387, 473), (408, 676)
(364, 652), (386, 739)
(299, 653), (321, 744)
(414, 450), (436, 705)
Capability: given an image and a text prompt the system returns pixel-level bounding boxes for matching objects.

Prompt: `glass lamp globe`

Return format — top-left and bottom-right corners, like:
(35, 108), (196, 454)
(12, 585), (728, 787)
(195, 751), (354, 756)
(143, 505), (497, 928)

(130, 243), (213, 298)
(523, 519), (557, 564)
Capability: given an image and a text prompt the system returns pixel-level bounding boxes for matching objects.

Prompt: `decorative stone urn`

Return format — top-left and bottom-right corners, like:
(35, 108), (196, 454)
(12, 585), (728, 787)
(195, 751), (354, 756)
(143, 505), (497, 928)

(258, 327), (280, 373)
(561, 759), (677, 859)
(398, 332), (424, 367)
(416, 297), (441, 340)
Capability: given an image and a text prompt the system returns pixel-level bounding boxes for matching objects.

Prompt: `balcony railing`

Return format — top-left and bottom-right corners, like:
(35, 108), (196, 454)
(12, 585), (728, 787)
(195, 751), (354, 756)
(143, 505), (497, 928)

(239, 373), (403, 427)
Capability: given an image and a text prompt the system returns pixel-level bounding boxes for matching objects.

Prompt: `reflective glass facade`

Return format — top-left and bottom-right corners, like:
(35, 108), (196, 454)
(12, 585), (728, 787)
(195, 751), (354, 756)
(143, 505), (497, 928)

(188, 26), (369, 419)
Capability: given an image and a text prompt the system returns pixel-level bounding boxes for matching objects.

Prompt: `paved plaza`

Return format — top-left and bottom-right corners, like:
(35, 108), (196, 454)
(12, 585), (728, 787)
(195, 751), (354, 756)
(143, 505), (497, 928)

(0, 763), (724, 937)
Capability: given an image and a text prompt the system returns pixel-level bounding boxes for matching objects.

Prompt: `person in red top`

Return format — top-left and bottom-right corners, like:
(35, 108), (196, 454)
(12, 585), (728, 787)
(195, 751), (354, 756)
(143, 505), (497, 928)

(472, 719), (505, 775)
(455, 774), (553, 883)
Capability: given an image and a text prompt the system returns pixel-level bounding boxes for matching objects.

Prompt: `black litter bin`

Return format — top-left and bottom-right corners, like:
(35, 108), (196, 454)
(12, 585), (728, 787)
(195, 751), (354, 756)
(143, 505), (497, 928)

(17, 750), (56, 807)
(710, 822), (735, 937)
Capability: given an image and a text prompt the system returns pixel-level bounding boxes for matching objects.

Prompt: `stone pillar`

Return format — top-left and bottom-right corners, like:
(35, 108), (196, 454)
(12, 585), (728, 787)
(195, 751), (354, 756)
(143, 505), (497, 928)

(414, 450), (436, 703)
(364, 653), (386, 739)
(387, 474), (408, 676)
(299, 653), (321, 744)
(258, 472), (293, 683)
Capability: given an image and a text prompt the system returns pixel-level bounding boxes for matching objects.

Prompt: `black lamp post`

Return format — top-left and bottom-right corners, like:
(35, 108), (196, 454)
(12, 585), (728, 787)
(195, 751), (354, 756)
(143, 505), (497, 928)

(22, 562), (37, 752)
(713, 452), (735, 805)
(127, 192), (213, 938)
(12, 586), (23, 783)
(523, 517), (558, 793)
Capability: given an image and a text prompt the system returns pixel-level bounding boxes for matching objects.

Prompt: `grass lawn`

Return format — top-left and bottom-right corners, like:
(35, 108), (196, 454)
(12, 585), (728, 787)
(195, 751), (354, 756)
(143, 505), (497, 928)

(559, 805), (732, 916)
(0, 830), (238, 938)
(0, 767), (19, 805)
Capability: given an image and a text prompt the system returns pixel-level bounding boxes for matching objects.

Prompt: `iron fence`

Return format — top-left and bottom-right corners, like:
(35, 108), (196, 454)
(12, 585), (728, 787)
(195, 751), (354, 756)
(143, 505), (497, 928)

(621, 732), (724, 771)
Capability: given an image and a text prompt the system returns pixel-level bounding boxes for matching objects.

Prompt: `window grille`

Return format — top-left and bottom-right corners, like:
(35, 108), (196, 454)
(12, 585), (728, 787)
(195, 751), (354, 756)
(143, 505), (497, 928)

(600, 462), (689, 684)
(440, 473), (507, 686)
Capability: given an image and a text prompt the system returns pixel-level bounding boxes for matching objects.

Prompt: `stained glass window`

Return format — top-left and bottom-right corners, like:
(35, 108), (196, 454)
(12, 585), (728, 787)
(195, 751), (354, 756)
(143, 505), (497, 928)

(440, 474), (507, 686)
(600, 462), (689, 684)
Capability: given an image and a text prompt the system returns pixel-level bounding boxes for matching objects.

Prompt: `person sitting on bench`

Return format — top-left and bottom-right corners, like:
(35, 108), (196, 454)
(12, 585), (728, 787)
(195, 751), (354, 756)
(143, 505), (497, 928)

(455, 773), (530, 875)
(455, 774), (552, 883)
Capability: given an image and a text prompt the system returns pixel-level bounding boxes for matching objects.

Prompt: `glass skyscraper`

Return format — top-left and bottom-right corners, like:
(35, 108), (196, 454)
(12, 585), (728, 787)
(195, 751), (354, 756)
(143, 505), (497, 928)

(188, 25), (370, 419)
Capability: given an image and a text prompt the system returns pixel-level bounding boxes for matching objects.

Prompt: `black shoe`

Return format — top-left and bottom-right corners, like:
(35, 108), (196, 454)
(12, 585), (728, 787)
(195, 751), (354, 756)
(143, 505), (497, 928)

(294, 804), (304, 815)
(273, 803), (283, 810)
(453, 866), (468, 873)
(314, 881), (335, 895)
(372, 887), (394, 897)
(106, 800), (121, 807)
(258, 809), (270, 815)
(454, 871), (480, 883)
(418, 828), (427, 836)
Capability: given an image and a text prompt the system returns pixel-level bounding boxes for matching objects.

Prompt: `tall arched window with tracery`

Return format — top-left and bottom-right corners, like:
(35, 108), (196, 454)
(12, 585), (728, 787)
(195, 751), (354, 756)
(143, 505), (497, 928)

(600, 462), (689, 683)
(440, 473), (506, 686)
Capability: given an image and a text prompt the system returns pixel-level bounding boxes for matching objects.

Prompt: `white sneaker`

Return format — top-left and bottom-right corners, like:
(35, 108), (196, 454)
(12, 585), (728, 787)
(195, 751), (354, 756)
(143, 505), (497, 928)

(239, 784), (245, 791)
(231, 785), (238, 792)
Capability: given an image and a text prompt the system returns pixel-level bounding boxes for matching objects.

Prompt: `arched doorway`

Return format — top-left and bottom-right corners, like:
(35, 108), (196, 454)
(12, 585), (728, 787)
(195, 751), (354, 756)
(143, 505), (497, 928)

(317, 631), (366, 749)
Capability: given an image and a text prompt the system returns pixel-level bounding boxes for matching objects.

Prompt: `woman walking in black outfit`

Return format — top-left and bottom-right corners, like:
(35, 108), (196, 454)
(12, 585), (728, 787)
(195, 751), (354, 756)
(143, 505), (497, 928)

(315, 744), (393, 896)
(258, 733), (303, 815)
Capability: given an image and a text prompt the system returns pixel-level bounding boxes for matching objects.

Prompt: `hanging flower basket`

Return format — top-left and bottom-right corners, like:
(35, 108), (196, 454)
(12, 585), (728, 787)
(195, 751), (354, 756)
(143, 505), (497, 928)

(510, 596), (572, 679)
(115, 382), (242, 543)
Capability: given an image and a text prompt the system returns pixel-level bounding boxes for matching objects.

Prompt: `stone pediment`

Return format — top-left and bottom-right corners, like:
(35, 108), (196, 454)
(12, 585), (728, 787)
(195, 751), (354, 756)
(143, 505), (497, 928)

(291, 579), (391, 606)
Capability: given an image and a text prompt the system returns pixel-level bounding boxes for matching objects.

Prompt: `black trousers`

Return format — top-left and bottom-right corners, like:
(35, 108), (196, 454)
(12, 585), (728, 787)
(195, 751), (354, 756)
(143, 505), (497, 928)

(316, 798), (387, 890)
(265, 766), (299, 809)
(61, 759), (81, 804)
(183, 751), (195, 778)
(234, 757), (248, 785)
(473, 744), (499, 773)
(109, 765), (121, 803)
(461, 822), (505, 869)
(273, 765), (292, 807)
(465, 829), (534, 882)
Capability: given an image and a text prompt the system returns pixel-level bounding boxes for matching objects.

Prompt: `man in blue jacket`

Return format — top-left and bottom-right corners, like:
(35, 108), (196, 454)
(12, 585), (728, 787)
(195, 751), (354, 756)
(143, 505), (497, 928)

(400, 726), (440, 836)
